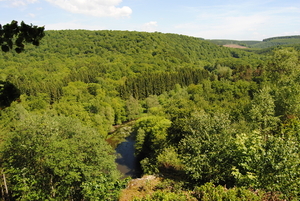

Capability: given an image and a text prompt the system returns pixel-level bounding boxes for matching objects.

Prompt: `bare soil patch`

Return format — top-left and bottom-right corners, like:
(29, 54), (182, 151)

(119, 175), (161, 201)
(223, 44), (248, 49)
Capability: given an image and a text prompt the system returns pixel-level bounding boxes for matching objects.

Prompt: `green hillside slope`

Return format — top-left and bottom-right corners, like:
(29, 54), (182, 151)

(0, 30), (262, 101)
(208, 35), (300, 49)
(207, 39), (260, 47)
(253, 35), (300, 48)
(1, 30), (299, 200)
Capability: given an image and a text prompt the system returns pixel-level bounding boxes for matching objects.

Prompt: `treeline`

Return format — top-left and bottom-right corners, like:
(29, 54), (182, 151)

(263, 35), (300, 42)
(208, 35), (300, 49)
(208, 39), (260, 47)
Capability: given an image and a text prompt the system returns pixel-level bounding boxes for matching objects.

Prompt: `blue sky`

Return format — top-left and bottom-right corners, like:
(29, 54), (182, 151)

(0, 0), (299, 40)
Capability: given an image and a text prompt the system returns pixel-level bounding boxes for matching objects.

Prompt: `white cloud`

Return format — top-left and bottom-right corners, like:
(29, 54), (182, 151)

(142, 21), (158, 32)
(174, 2), (300, 40)
(45, 0), (132, 18)
(45, 21), (106, 30)
(4, 0), (38, 7)
(175, 13), (270, 40)
(28, 13), (36, 17)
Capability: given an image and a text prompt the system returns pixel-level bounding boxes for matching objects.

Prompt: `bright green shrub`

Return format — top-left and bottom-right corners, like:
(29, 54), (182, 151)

(193, 183), (264, 201)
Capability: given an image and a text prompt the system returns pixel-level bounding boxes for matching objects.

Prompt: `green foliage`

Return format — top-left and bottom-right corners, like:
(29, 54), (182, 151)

(111, 97), (127, 124)
(208, 39), (260, 47)
(20, 93), (50, 112)
(193, 183), (265, 201)
(119, 68), (211, 99)
(0, 20), (44, 53)
(134, 116), (171, 157)
(1, 29), (300, 200)
(82, 176), (129, 201)
(140, 157), (159, 175)
(231, 132), (264, 187)
(214, 65), (232, 79)
(266, 47), (299, 83)
(52, 81), (122, 133)
(179, 111), (236, 184)
(256, 35), (300, 48)
(133, 190), (195, 201)
(258, 135), (299, 199)
(157, 146), (183, 170)
(233, 131), (300, 200)
(126, 96), (143, 120)
(265, 47), (300, 118)
(249, 86), (279, 133)
(0, 109), (122, 200)
(209, 35), (300, 49)
(263, 35), (300, 42)
(134, 116), (172, 174)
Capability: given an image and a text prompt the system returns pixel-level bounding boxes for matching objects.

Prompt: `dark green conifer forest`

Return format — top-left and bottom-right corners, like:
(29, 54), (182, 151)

(0, 29), (299, 200)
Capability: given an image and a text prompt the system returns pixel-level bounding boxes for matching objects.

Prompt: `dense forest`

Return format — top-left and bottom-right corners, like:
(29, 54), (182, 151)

(209, 35), (300, 49)
(0, 30), (299, 200)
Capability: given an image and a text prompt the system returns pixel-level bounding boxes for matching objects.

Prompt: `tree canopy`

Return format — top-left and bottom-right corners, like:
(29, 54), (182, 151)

(0, 20), (44, 53)
(0, 29), (300, 200)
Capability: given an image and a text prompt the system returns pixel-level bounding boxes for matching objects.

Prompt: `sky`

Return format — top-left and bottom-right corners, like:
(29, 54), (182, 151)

(0, 0), (299, 40)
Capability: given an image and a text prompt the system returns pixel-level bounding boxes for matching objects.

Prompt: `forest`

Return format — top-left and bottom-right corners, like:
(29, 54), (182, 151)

(209, 35), (300, 49)
(0, 29), (299, 200)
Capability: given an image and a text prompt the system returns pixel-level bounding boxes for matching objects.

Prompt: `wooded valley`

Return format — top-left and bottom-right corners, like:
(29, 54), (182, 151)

(0, 30), (299, 200)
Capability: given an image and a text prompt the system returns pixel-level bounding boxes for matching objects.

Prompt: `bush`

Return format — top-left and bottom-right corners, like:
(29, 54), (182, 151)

(193, 183), (265, 201)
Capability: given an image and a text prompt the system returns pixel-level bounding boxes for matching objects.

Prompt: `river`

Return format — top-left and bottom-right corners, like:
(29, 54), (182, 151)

(115, 135), (142, 178)
(106, 122), (142, 178)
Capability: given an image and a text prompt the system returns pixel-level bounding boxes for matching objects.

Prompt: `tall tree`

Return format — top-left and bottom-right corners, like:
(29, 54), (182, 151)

(0, 20), (44, 53)
(266, 48), (300, 118)
(249, 86), (279, 135)
(0, 110), (122, 200)
(179, 111), (235, 184)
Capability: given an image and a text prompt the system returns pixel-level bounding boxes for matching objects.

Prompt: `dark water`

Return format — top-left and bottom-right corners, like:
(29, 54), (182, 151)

(115, 135), (142, 178)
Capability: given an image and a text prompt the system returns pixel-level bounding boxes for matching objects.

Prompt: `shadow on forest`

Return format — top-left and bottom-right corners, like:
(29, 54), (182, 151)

(0, 81), (20, 108)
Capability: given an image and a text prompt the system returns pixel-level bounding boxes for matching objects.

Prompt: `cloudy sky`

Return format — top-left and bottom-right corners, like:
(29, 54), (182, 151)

(0, 0), (299, 40)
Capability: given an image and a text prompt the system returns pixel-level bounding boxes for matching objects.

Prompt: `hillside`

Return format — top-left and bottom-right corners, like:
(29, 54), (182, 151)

(208, 35), (300, 49)
(0, 30), (263, 101)
(0, 30), (299, 200)
(207, 39), (260, 47)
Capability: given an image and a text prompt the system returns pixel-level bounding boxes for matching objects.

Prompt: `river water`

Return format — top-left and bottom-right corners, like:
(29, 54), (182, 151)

(115, 135), (142, 178)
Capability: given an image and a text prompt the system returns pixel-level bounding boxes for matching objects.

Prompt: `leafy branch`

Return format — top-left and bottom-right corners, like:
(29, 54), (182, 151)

(0, 20), (45, 53)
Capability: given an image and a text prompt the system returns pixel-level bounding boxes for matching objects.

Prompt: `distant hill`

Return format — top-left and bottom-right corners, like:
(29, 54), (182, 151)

(254, 35), (300, 48)
(207, 35), (300, 49)
(207, 39), (260, 48)
(262, 35), (300, 42)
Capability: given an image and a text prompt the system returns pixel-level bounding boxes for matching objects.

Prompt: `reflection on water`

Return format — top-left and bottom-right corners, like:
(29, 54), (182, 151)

(115, 135), (142, 178)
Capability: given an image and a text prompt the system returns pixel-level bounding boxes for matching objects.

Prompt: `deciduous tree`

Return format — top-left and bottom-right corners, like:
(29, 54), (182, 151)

(0, 20), (44, 53)
(0, 111), (122, 200)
